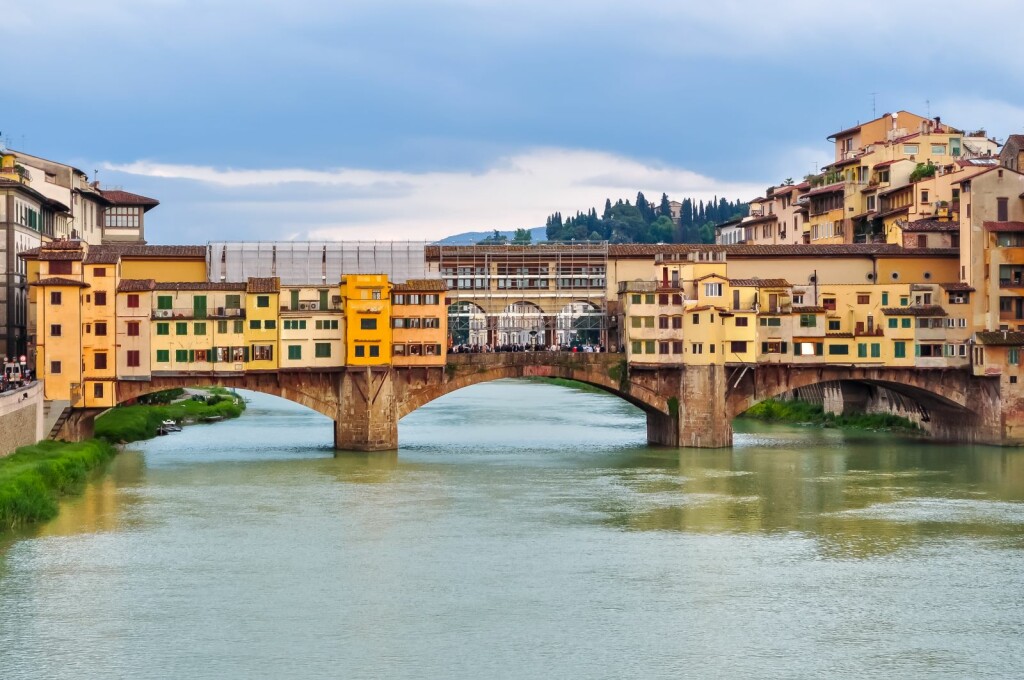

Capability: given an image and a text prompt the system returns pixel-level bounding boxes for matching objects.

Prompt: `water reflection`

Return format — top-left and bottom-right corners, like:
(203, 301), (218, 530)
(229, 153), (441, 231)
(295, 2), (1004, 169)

(595, 431), (1024, 557)
(1, 382), (1022, 680)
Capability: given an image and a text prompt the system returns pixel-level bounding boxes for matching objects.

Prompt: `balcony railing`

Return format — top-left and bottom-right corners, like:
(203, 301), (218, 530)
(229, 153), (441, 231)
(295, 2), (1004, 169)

(152, 307), (245, 319)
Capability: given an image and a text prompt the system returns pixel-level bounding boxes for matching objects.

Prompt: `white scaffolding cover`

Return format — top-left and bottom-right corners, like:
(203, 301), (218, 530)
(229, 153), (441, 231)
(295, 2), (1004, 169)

(207, 241), (433, 285)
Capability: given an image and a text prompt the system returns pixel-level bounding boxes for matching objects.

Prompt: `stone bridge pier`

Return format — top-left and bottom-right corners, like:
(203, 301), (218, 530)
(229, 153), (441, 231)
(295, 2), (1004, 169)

(334, 367), (399, 451)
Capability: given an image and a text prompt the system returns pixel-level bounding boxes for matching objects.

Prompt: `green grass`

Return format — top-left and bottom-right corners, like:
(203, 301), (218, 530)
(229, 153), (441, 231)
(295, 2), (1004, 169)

(95, 389), (245, 443)
(1, 388), (246, 535)
(741, 398), (920, 432)
(0, 439), (116, 532)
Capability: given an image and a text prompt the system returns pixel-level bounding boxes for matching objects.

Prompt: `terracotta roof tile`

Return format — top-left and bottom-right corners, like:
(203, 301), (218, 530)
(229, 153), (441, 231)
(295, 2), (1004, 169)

(246, 277), (280, 293)
(393, 278), (447, 292)
(881, 305), (948, 317)
(901, 219), (959, 233)
(792, 306), (826, 313)
(97, 189), (159, 209)
(117, 279), (157, 292)
(83, 246), (124, 264)
(31, 277), (89, 287)
(983, 221), (1024, 232)
(154, 281), (248, 291)
(39, 250), (84, 261)
(730, 278), (790, 287)
(976, 331), (1024, 345)
(805, 182), (846, 197)
(940, 282), (975, 292)
(41, 240), (84, 250)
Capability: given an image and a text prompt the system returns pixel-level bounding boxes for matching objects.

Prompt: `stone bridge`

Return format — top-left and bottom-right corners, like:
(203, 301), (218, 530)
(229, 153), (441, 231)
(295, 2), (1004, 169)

(65, 353), (1013, 450)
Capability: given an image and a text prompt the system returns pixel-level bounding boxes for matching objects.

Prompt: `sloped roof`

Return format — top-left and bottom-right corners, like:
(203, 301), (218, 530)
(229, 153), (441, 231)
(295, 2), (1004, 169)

(39, 250), (84, 261)
(393, 279), (447, 292)
(31, 277), (89, 287)
(881, 305), (948, 317)
(97, 189), (160, 210)
(976, 331), (1024, 345)
(117, 279), (157, 292)
(901, 219), (959, 233)
(983, 221), (1024, 232)
(730, 278), (790, 287)
(247, 277), (280, 293)
(154, 281), (247, 291)
(940, 282), (975, 292)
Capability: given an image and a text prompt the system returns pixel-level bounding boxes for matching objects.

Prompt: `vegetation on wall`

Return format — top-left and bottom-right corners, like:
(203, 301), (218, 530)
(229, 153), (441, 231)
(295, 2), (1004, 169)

(741, 398), (920, 432)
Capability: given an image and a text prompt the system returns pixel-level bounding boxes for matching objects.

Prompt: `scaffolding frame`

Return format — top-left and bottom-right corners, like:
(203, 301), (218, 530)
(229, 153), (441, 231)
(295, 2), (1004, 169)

(207, 241), (432, 285)
(435, 242), (610, 348)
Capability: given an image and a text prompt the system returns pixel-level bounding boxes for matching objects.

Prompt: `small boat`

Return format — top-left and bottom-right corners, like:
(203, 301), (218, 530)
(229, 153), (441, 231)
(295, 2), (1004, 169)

(160, 419), (182, 432)
(200, 415), (223, 423)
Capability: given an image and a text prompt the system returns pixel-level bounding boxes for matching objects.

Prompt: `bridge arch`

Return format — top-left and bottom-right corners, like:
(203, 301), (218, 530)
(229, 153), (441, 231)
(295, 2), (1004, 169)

(115, 371), (343, 422)
(396, 353), (668, 421)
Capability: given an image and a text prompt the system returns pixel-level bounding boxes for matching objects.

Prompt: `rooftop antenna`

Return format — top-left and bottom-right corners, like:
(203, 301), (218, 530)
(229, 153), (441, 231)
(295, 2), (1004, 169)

(870, 92), (877, 118)
(926, 99), (931, 117)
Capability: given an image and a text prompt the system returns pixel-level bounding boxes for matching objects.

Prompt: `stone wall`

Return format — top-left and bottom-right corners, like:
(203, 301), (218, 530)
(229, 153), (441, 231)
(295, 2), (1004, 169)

(0, 382), (44, 456)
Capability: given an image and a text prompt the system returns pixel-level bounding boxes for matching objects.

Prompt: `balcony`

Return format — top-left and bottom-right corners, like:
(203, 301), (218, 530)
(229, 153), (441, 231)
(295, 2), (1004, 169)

(209, 307), (246, 318)
(152, 307), (245, 320)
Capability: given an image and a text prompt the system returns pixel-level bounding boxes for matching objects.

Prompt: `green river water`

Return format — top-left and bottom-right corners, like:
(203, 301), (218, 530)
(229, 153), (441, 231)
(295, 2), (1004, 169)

(1, 379), (1022, 679)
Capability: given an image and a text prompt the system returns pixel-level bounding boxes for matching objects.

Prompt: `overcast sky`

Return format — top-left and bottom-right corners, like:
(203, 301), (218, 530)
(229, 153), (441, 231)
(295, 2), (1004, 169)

(5, 0), (1024, 243)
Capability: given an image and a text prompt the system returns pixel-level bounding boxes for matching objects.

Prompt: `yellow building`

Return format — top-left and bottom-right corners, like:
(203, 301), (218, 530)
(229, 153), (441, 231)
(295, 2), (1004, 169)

(279, 285), (344, 369)
(391, 280), (447, 366)
(244, 278), (280, 371)
(340, 274), (392, 365)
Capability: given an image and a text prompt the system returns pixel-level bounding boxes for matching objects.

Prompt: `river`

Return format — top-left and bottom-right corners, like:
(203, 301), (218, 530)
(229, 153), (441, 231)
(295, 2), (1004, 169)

(1, 380), (1023, 679)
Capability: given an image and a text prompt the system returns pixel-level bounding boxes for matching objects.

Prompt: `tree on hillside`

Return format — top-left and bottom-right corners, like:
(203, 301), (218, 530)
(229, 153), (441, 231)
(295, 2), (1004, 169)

(477, 229), (507, 245)
(512, 228), (532, 244)
(659, 193), (672, 219)
(636, 191), (656, 224)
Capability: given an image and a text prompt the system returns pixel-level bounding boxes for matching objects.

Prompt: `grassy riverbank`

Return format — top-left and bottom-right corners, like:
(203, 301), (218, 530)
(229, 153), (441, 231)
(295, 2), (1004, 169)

(740, 398), (920, 431)
(1, 388), (245, 535)
(95, 388), (246, 443)
(523, 376), (607, 394)
(0, 439), (116, 532)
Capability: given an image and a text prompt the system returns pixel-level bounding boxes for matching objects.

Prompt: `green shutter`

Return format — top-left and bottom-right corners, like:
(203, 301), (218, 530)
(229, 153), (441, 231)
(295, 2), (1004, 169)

(193, 295), (207, 319)
(291, 290), (299, 310)
(157, 295), (172, 310)
(319, 289), (329, 309)
(858, 343), (867, 358)
(780, 342), (788, 354)
(761, 341), (768, 353)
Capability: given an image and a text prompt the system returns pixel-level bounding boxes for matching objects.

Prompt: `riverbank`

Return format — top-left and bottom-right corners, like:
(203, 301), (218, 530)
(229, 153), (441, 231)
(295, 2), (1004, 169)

(95, 387), (246, 443)
(0, 439), (116, 532)
(1, 388), (245, 534)
(740, 398), (920, 432)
